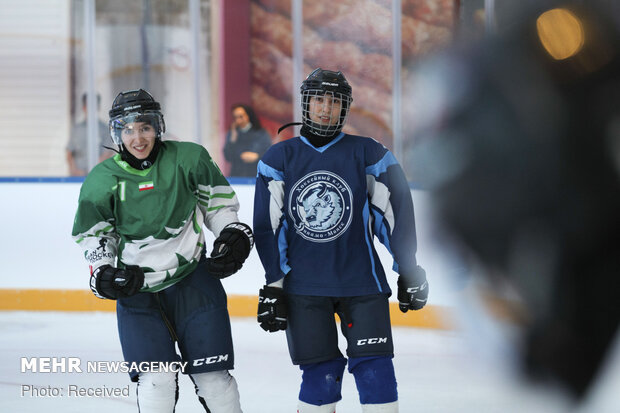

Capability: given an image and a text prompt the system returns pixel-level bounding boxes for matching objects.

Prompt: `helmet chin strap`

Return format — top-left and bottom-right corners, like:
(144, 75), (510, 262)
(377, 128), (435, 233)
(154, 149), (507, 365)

(120, 139), (163, 170)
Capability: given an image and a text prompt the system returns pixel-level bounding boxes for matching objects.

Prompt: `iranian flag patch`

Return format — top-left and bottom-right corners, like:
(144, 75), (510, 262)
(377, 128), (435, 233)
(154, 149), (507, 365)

(138, 181), (154, 191)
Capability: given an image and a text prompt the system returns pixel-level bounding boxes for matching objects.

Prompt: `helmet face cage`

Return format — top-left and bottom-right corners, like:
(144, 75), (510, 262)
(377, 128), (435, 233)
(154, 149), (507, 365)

(301, 89), (352, 137)
(109, 111), (165, 145)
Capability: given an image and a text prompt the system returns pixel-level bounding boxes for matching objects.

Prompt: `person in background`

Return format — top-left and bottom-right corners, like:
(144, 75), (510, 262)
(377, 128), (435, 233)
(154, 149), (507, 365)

(253, 68), (428, 413)
(66, 93), (113, 176)
(72, 89), (253, 412)
(223, 104), (271, 177)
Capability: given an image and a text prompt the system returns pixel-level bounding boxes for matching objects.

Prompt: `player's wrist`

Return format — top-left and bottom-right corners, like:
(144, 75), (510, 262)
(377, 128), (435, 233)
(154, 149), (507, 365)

(399, 265), (426, 286)
(267, 278), (284, 289)
(261, 285), (284, 296)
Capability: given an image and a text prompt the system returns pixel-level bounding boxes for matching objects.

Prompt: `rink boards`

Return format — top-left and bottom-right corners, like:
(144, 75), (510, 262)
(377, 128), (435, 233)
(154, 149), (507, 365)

(0, 179), (460, 329)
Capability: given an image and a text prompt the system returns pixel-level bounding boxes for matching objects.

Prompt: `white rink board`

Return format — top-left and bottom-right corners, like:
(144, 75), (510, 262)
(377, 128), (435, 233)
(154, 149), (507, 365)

(0, 182), (461, 306)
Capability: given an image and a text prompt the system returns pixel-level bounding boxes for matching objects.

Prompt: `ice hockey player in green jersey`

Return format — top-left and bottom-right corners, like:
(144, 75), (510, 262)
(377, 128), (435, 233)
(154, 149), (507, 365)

(72, 89), (253, 413)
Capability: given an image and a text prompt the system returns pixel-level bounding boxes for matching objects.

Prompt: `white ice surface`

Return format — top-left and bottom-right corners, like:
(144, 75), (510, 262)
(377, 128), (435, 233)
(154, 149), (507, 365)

(2, 311), (618, 412)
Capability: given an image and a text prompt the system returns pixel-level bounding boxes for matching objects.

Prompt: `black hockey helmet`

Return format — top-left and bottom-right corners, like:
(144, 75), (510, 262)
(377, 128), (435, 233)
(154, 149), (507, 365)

(109, 89), (166, 145)
(300, 68), (353, 137)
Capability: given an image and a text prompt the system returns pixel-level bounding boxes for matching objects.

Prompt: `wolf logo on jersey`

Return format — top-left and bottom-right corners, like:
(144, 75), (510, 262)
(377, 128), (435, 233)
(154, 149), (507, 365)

(288, 171), (352, 243)
(299, 183), (341, 229)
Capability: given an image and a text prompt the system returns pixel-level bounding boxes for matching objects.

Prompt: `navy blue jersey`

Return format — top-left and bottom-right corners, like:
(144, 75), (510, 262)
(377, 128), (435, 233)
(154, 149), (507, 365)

(253, 133), (419, 297)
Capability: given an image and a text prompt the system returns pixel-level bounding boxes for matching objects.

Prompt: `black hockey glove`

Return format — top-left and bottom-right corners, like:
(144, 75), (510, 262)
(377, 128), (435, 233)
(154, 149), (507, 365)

(90, 264), (144, 300)
(397, 265), (429, 312)
(257, 286), (287, 332)
(206, 222), (254, 279)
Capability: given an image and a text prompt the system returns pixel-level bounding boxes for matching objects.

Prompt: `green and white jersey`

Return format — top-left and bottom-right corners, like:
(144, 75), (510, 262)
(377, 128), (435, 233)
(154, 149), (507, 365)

(72, 141), (240, 292)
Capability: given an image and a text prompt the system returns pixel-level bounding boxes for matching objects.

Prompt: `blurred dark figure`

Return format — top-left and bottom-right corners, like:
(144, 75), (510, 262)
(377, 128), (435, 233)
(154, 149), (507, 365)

(409, 1), (620, 401)
(223, 104), (272, 177)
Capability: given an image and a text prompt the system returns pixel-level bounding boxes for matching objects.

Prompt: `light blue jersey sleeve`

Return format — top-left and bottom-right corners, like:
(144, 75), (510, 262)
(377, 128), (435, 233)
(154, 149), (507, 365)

(253, 153), (290, 284)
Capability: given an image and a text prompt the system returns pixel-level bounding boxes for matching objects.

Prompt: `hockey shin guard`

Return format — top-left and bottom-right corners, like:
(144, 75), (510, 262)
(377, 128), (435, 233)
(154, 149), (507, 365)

(192, 370), (242, 413)
(137, 372), (178, 413)
(349, 356), (398, 405)
(299, 357), (347, 407)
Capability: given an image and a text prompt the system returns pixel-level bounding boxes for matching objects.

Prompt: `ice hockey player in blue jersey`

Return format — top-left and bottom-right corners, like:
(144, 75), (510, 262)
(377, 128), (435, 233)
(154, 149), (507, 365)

(253, 68), (429, 412)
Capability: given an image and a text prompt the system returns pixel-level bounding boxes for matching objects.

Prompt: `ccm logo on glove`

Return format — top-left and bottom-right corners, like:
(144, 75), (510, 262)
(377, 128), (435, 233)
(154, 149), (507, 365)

(257, 286), (287, 332)
(397, 265), (429, 313)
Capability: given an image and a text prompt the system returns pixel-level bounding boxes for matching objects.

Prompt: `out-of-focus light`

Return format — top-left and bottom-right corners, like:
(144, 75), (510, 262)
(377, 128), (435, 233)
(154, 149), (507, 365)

(536, 8), (585, 60)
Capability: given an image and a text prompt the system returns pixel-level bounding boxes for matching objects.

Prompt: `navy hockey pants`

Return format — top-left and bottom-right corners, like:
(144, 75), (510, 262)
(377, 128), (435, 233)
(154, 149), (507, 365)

(116, 260), (235, 381)
(285, 293), (394, 365)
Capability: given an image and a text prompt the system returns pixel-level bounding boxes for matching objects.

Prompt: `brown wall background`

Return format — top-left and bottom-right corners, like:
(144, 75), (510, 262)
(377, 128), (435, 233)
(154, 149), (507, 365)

(247, 0), (457, 147)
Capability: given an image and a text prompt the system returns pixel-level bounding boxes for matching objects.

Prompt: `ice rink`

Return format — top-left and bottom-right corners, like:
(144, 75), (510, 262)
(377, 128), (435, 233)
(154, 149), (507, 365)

(2, 311), (618, 412)
(2, 181), (618, 412)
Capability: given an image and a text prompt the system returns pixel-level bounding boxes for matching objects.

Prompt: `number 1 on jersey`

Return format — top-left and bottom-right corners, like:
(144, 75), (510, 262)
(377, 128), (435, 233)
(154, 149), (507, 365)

(118, 180), (126, 202)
